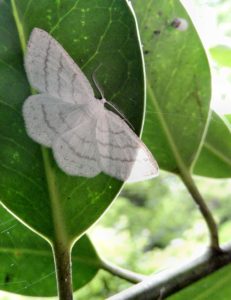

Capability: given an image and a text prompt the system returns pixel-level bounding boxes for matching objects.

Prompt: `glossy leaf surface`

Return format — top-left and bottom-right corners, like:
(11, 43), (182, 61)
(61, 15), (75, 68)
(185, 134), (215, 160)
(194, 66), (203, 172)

(193, 111), (231, 178)
(168, 264), (231, 300)
(132, 0), (211, 173)
(0, 206), (99, 296)
(0, 0), (144, 242)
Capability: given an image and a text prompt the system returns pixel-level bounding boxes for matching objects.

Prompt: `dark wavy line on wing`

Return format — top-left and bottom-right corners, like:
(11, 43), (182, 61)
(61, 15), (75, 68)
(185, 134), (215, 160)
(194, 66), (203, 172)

(41, 103), (59, 134)
(99, 153), (136, 163)
(43, 38), (52, 93)
(97, 139), (137, 149)
(97, 126), (125, 135)
(57, 53), (64, 98)
(60, 137), (97, 162)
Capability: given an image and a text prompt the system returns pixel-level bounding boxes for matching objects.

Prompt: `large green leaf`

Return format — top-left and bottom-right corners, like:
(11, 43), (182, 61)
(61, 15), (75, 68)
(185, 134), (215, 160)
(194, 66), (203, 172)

(168, 264), (231, 300)
(132, 0), (211, 173)
(193, 111), (231, 178)
(0, 0), (144, 242)
(0, 206), (99, 296)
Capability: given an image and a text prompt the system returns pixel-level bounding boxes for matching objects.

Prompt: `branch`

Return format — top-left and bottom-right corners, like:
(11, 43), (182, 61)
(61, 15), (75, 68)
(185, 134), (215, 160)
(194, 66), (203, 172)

(53, 242), (73, 300)
(180, 168), (220, 251)
(100, 259), (147, 283)
(107, 243), (231, 300)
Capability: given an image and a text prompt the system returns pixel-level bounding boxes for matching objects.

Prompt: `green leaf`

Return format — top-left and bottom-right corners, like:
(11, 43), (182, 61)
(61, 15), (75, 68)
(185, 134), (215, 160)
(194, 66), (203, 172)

(167, 264), (231, 300)
(225, 114), (231, 125)
(132, 0), (211, 173)
(0, 0), (144, 241)
(193, 111), (231, 178)
(210, 45), (231, 68)
(0, 206), (99, 296)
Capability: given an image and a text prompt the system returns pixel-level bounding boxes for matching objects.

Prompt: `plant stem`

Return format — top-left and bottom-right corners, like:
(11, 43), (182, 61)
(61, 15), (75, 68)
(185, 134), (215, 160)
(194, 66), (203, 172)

(179, 168), (221, 252)
(107, 242), (231, 300)
(101, 259), (147, 283)
(53, 242), (73, 300)
(42, 149), (73, 299)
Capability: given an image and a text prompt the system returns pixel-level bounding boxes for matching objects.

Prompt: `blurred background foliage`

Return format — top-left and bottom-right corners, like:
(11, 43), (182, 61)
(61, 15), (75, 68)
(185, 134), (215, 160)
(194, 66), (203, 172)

(79, 174), (230, 299)
(0, 0), (230, 299)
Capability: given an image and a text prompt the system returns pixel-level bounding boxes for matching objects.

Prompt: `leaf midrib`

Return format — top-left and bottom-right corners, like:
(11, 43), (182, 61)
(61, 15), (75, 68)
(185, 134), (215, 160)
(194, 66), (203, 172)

(11, 0), (68, 244)
(204, 142), (231, 166)
(146, 78), (211, 175)
(146, 81), (186, 172)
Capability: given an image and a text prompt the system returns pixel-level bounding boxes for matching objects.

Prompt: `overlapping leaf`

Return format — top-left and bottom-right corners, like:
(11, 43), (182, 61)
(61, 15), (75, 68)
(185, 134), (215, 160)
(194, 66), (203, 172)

(210, 45), (231, 68)
(168, 264), (231, 300)
(0, 207), (99, 296)
(132, 0), (211, 173)
(193, 111), (231, 178)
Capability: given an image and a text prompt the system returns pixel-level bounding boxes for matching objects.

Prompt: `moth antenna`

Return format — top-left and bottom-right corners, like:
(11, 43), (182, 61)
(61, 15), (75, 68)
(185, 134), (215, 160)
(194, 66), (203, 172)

(92, 64), (104, 99)
(92, 65), (135, 131)
(106, 101), (135, 131)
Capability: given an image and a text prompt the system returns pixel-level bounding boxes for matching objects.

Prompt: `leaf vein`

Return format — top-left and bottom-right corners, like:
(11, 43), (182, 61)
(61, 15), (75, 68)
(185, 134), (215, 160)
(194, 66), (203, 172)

(0, 162), (43, 191)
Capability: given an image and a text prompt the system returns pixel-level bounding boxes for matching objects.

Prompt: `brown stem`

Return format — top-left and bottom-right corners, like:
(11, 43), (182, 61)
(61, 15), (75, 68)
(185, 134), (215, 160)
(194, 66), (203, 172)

(101, 259), (147, 283)
(53, 243), (73, 300)
(107, 242), (231, 300)
(179, 169), (220, 252)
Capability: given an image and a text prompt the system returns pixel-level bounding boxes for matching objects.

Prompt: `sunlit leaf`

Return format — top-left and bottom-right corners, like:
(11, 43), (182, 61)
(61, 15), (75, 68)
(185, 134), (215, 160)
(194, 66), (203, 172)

(0, 207), (99, 296)
(193, 111), (231, 178)
(168, 264), (231, 300)
(132, 0), (211, 173)
(210, 45), (231, 67)
(0, 0), (144, 241)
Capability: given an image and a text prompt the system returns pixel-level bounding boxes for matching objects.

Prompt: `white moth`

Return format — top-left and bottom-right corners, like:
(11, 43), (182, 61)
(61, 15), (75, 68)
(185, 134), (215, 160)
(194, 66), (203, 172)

(23, 28), (159, 182)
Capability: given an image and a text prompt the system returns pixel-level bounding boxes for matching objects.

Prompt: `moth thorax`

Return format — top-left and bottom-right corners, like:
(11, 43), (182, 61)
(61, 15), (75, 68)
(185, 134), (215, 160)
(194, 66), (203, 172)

(84, 100), (104, 118)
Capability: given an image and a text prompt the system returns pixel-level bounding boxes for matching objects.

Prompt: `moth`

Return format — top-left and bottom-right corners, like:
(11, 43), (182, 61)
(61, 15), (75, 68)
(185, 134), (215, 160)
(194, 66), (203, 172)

(23, 28), (159, 182)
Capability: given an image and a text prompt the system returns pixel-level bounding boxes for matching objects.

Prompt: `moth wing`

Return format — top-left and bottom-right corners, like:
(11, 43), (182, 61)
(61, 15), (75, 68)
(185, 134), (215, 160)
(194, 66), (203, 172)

(23, 94), (75, 147)
(25, 28), (94, 105)
(96, 110), (159, 182)
(53, 115), (101, 177)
